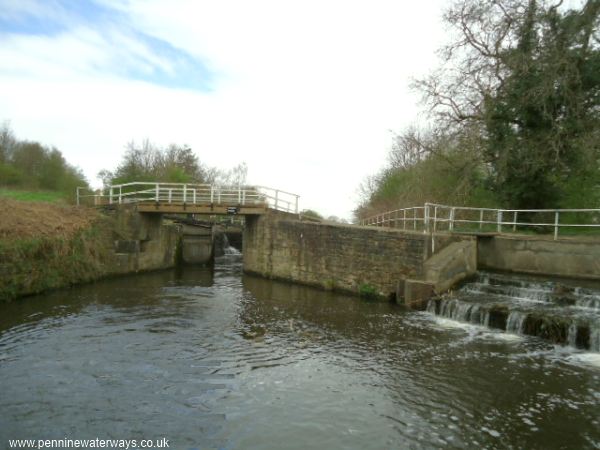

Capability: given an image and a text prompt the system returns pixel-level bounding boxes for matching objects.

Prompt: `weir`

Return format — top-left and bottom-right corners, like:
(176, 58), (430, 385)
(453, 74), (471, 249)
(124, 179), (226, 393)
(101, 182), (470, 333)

(427, 272), (600, 351)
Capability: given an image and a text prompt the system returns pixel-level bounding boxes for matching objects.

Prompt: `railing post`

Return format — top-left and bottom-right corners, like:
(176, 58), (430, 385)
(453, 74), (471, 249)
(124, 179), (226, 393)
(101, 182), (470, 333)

(119, 186), (122, 204)
(155, 183), (159, 202)
(554, 211), (559, 240)
(109, 187), (113, 205)
(295, 195), (299, 214)
(403, 210), (406, 230)
(168, 189), (172, 203)
(210, 186), (214, 203)
(433, 206), (438, 232)
(76, 187), (81, 206)
(497, 210), (503, 233)
(218, 188), (221, 204)
(413, 209), (417, 230)
(513, 211), (518, 232)
(479, 210), (484, 230)
(275, 190), (279, 210)
(193, 188), (196, 204)
(183, 184), (187, 203)
(424, 204), (429, 234)
(449, 207), (455, 231)
(238, 186), (242, 204)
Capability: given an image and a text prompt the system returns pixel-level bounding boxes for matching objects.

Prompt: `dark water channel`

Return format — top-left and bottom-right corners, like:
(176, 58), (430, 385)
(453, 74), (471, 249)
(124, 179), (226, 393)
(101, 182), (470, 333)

(1, 255), (599, 449)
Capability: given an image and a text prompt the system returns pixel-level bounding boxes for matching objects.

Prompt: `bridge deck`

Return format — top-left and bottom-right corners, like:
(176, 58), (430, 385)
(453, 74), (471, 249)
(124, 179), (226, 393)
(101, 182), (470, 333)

(78, 182), (299, 215)
(134, 201), (268, 215)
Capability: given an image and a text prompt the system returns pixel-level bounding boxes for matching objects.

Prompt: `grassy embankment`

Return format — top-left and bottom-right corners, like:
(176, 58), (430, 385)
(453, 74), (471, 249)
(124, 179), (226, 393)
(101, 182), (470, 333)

(0, 188), (67, 203)
(0, 192), (113, 302)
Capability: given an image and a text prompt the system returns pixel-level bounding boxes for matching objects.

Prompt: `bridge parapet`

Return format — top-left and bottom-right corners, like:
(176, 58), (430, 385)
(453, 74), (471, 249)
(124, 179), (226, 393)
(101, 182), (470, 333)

(77, 182), (299, 215)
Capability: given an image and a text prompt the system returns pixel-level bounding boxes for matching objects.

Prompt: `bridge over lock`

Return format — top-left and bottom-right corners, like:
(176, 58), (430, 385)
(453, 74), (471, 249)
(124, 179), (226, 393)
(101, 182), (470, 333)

(77, 182), (300, 215)
(73, 185), (600, 350)
(76, 183), (600, 307)
(76, 182), (301, 267)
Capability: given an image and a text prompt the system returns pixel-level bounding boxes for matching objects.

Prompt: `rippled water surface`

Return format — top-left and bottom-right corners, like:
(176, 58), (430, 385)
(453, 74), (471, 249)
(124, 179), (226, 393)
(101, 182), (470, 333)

(1, 255), (599, 449)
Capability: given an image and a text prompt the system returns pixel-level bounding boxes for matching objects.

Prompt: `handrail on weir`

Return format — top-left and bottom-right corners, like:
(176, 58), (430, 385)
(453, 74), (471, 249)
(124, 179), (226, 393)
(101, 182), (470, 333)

(76, 182), (300, 214)
(360, 202), (600, 240)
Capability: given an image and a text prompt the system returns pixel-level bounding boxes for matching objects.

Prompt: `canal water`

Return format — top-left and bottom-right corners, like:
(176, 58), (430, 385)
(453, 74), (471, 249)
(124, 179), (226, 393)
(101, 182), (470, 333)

(1, 255), (599, 449)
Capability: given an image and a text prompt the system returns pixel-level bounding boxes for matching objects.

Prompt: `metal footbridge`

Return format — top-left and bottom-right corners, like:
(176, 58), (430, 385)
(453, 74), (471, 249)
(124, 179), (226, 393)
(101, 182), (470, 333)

(77, 182), (299, 215)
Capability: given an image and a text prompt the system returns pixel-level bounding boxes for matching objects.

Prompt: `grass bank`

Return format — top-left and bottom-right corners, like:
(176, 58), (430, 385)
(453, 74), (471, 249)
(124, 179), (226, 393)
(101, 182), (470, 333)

(0, 198), (113, 302)
(0, 188), (68, 203)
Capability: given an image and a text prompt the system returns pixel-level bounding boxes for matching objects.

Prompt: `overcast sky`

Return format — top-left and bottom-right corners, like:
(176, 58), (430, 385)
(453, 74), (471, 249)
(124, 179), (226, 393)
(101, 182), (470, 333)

(0, 0), (448, 219)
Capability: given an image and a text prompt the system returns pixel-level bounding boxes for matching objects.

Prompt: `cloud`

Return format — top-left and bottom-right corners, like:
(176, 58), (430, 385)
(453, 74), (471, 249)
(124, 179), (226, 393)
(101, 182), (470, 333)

(0, 0), (448, 219)
(0, 0), (213, 89)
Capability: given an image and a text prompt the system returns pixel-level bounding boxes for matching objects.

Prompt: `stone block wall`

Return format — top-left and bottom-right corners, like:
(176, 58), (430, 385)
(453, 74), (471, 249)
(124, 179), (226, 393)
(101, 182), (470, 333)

(243, 213), (428, 298)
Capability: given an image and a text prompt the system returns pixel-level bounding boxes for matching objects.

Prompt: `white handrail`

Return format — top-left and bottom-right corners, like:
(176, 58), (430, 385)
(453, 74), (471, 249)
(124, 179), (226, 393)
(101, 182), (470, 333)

(360, 202), (600, 240)
(76, 182), (300, 213)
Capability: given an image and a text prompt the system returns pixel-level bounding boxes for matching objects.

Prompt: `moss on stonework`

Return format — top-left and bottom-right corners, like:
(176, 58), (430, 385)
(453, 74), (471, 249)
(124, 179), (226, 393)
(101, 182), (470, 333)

(358, 283), (380, 301)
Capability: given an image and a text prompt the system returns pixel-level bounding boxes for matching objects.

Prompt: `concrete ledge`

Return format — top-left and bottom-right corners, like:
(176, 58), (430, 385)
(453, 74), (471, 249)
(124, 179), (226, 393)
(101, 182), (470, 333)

(424, 239), (477, 293)
(478, 236), (600, 280)
(403, 279), (435, 310)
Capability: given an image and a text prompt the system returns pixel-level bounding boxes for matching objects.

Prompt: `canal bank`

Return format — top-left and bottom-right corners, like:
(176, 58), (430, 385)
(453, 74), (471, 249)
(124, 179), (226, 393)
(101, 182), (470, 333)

(0, 199), (181, 302)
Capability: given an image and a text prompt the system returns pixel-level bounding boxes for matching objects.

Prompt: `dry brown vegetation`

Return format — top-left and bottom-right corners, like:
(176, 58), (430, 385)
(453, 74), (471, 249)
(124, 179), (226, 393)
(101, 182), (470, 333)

(0, 198), (99, 240)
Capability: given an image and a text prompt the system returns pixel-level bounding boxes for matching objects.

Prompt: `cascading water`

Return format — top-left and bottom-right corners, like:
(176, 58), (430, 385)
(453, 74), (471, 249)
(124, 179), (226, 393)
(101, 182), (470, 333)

(427, 272), (600, 352)
(222, 234), (241, 255)
(506, 310), (528, 334)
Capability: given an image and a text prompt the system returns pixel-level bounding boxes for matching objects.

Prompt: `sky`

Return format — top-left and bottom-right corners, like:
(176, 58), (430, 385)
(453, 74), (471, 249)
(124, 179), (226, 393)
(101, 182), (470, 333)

(0, 0), (448, 220)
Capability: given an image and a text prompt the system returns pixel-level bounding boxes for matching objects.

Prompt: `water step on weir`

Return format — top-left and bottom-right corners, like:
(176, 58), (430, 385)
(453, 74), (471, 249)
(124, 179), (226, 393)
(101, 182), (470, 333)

(426, 272), (600, 351)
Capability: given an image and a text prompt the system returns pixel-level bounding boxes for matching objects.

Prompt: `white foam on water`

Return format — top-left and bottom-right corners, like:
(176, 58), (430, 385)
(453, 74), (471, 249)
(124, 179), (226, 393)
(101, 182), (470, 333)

(429, 316), (524, 342)
(512, 346), (600, 369)
(224, 246), (241, 255)
(493, 333), (523, 342)
(566, 352), (600, 368)
(430, 317), (480, 331)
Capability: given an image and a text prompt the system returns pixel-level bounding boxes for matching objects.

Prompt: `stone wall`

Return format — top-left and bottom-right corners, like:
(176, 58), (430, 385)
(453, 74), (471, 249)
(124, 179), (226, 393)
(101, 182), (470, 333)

(243, 212), (429, 298)
(109, 206), (181, 274)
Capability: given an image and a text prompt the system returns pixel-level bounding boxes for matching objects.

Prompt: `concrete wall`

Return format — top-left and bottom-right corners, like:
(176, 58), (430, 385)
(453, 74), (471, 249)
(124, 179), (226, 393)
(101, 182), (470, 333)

(180, 224), (214, 265)
(243, 212), (429, 298)
(109, 206), (181, 274)
(478, 236), (600, 280)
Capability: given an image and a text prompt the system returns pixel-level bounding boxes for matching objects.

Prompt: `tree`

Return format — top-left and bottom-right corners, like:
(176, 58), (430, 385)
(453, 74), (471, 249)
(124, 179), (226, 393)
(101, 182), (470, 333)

(416, 0), (600, 208)
(300, 209), (323, 220)
(354, 125), (492, 221)
(0, 121), (16, 164)
(107, 140), (210, 185)
(215, 162), (248, 186)
(0, 122), (88, 199)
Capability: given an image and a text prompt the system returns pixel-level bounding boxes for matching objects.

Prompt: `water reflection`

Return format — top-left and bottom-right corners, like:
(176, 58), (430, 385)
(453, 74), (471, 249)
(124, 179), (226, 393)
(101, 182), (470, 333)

(0, 255), (598, 449)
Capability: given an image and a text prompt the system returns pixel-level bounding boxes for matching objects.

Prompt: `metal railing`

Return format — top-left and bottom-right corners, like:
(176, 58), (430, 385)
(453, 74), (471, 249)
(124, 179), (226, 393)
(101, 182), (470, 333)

(76, 182), (300, 214)
(360, 206), (428, 231)
(360, 202), (600, 240)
